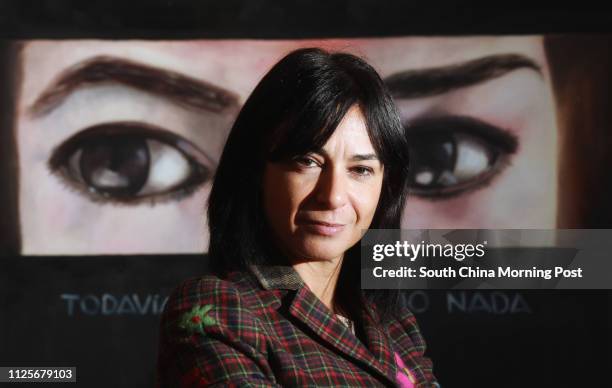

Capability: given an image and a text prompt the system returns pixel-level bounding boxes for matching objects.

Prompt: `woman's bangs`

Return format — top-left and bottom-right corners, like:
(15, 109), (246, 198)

(267, 92), (356, 161)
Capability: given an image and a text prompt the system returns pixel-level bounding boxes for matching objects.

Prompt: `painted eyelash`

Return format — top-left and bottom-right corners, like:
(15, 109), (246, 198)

(48, 165), (207, 208)
(404, 115), (520, 155)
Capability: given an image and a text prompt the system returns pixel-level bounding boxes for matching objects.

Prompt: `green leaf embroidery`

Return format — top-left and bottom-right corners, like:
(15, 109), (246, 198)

(178, 304), (217, 334)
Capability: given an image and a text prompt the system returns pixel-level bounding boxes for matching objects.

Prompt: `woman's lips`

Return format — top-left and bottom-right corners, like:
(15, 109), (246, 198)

(299, 220), (346, 236)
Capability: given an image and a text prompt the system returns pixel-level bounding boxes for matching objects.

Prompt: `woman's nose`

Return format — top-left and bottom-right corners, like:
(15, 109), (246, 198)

(314, 167), (349, 209)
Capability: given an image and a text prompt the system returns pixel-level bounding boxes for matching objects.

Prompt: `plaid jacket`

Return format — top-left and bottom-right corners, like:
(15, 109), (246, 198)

(157, 264), (438, 387)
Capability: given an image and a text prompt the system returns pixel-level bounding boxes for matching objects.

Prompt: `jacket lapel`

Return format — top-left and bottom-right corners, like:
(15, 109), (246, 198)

(288, 283), (398, 386)
(359, 298), (399, 382)
(249, 264), (398, 386)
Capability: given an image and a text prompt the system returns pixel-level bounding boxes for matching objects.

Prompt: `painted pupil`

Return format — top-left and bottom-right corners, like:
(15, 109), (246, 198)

(80, 135), (150, 197)
(408, 132), (457, 187)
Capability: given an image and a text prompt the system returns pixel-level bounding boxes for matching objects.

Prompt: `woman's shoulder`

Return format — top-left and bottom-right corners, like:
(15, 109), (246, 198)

(163, 272), (255, 317)
(368, 298), (419, 334)
(169, 273), (242, 297)
(382, 304), (437, 385)
(385, 304), (420, 332)
(160, 272), (266, 346)
(364, 297), (428, 356)
(162, 272), (263, 331)
(157, 274), (273, 386)
(386, 305), (427, 349)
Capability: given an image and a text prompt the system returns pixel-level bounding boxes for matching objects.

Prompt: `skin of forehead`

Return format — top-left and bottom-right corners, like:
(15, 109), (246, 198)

(318, 105), (378, 160)
(19, 36), (546, 112)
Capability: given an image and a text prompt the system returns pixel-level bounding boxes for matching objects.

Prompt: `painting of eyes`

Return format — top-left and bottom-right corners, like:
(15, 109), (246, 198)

(404, 115), (519, 199)
(47, 121), (215, 206)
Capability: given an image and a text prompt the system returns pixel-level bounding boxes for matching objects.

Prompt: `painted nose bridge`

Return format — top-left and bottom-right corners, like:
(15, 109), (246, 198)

(314, 163), (348, 209)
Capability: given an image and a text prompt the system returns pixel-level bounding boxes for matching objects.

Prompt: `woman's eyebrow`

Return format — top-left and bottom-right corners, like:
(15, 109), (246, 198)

(384, 53), (542, 99)
(313, 148), (380, 162)
(350, 153), (379, 162)
(28, 55), (241, 117)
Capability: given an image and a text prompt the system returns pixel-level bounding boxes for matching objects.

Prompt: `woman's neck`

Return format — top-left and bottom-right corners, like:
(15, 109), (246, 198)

(292, 256), (343, 313)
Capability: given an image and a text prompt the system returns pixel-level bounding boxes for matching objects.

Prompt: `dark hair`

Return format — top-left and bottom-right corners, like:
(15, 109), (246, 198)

(207, 47), (410, 323)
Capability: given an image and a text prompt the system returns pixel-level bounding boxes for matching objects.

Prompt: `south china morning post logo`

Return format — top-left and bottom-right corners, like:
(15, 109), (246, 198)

(361, 230), (595, 290)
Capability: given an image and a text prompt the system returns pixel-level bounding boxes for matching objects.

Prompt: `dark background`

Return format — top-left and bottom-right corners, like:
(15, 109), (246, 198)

(1, 256), (608, 387)
(1, 1), (611, 387)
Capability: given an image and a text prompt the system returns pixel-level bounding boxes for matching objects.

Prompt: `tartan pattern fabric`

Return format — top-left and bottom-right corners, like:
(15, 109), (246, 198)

(157, 264), (438, 387)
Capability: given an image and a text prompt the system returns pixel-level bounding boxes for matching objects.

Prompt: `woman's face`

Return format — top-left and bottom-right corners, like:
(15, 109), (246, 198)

(262, 106), (384, 263)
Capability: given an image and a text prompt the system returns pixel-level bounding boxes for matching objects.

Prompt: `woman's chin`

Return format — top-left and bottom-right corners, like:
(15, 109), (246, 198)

(294, 238), (352, 262)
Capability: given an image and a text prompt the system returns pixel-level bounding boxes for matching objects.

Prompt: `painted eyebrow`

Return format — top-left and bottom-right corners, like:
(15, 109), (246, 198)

(383, 53), (542, 99)
(29, 55), (240, 117)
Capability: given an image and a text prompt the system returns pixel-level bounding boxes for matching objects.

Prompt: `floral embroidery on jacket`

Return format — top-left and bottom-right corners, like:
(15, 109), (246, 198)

(178, 304), (216, 334)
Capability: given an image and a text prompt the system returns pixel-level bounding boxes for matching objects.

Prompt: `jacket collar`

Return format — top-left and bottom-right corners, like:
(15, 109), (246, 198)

(248, 264), (304, 291)
(246, 263), (399, 386)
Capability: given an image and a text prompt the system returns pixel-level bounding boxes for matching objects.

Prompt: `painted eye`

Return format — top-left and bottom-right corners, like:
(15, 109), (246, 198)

(404, 116), (518, 199)
(48, 122), (214, 205)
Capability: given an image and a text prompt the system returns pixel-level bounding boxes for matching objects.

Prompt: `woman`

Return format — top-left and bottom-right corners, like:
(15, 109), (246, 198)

(157, 47), (438, 387)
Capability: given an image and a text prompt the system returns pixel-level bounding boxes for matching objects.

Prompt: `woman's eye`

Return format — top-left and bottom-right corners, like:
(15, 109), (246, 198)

(404, 115), (519, 199)
(293, 155), (319, 168)
(48, 122), (214, 205)
(351, 166), (374, 176)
